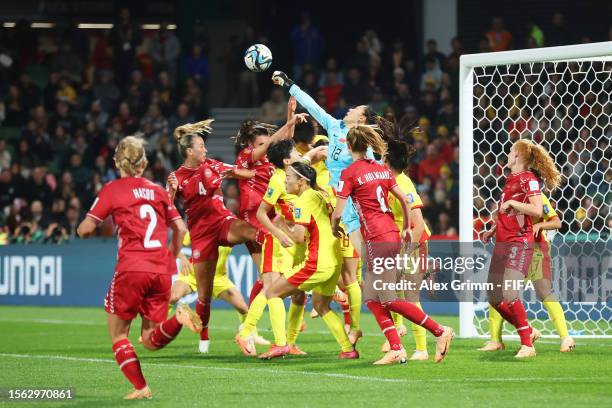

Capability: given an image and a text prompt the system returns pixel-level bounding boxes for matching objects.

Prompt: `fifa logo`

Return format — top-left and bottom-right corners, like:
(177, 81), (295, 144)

(0, 256), (62, 296)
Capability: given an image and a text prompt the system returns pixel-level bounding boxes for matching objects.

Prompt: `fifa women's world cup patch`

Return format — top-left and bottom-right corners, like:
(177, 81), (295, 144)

(407, 193), (414, 203)
(295, 208), (301, 218)
(267, 188), (274, 197)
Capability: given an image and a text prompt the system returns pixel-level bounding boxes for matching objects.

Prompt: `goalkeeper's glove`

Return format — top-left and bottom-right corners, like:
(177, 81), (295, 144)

(271, 71), (294, 89)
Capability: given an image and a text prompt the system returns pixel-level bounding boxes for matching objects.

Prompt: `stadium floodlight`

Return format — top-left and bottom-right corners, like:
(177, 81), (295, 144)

(459, 41), (612, 338)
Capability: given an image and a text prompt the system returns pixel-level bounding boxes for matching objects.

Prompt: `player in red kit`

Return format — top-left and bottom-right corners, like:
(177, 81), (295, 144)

(332, 126), (454, 365)
(168, 119), (270, 353)
(234, 97), (307, 309)
(482, 139), (561, 358)
(77, 136), (194, 400)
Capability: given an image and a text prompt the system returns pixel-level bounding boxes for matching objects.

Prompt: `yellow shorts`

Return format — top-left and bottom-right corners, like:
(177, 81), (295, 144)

(260, 233), (306, 274)
(525, 244), (552, 283)
(175, 264), (235, 298)
(286, 261), (341, 297)
(339, 226), (359, 258)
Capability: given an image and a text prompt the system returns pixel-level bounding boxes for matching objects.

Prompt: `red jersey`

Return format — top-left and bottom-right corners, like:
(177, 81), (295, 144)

(174, 159), (235, 238)
(87, 177), (181, 274)
(337, 159), (399, 241)
(235, 147), (275, 212)
(495, 170), (541, 243)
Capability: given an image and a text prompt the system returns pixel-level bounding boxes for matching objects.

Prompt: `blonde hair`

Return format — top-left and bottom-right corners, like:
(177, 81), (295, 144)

(514, 139), (561, 190)
(114, 136), (148, 176)
(347, 125), (387, 156)
(174, 119), (214, 158)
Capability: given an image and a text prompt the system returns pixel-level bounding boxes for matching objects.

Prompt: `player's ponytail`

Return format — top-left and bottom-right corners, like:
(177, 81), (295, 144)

(514, 139), (561, 191)
(174, 119), (214, 158)
(386, 138), (417, 172)
(347, 125), (387, 156)
(114, 135), (148, 176)
(235, 119), (277, 148)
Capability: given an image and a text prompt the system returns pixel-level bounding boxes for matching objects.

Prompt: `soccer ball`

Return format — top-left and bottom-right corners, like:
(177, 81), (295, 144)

(244, 44), (273, 72)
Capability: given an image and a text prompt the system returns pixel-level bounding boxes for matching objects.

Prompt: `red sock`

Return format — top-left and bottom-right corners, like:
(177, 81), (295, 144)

(255, 229), (266, 246)
(248, 280), (264, 306)
(386, 299), (445, 337)
(366, 300), (402, 351)
(492, 301), (517, 326)
(342, 302), (351, 326)
(113, 339), (146, 390)
(148, 316), (182, 349)
(196, 299), (210, 341)
(508, 299), (533, 347)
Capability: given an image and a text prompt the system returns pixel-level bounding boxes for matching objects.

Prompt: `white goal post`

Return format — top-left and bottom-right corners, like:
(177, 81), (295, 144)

(458, 42), (612, 338)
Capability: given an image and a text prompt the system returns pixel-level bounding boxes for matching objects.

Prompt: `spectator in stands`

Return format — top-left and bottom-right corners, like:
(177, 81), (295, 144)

(341, 68), (370, 106)
(486, 17), (512, 52)
(140, 103), (168, 152)
(526, 18), (545, 47)
(49, 101), (77, 136)
(347, 40), (370, 74)
(18, 73), (41, 112)
(85, 100), (109, 132)
(67, 153), (92, 195)
(362, 30), (382, 67)
(51, 43), (83, 84)
(259, 88), (287, 125)
(110, 7), (141, 89)
(369, 87), (388, 115)
(56, 77), (78, 107)
(423, 39), (446, 69)
(3, 85), (27, 126)
(114, 102), (139, 134)
(291, 12), (323, 80)
(150, 23), (181, 82)
(418, 144), (445, 184)
(0, 140), (11, 170)
(320, 70), (343, 112)
(548, 12), (571, 46)
(301, 69), (319, 96)
(168, 103), (195, 133)
(420, 57), (443, 93)
(184, 43), (209, 85)
(93, 70), (120, 113)
(63, 205), (80, 238)
(182, 77), (205, 117)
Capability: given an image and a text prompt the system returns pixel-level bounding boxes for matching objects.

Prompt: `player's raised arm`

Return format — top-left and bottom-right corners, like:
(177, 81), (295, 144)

(272, 70), (338, 132)
(256, 201), (294, 248)
(251, 113), (308, 162)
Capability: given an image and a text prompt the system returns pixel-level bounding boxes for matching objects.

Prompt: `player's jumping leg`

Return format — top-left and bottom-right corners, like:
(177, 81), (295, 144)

(194, 260), (216, 353)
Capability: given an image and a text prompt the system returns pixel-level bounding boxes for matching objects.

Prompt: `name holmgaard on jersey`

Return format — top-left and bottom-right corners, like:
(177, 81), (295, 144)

(132, 188), (155, 200)
(356, 171), (392, 185)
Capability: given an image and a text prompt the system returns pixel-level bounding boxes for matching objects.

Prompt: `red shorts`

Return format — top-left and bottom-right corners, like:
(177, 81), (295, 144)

(104, 271), (171, 323)
(191, 215), (236, 262)
(364, 233), (401, 273)
(489, 242), (534, 277)
(240, 208), (263, 254)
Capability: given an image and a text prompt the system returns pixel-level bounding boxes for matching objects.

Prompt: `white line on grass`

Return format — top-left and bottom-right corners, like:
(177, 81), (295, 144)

(0, 353), (608, 384)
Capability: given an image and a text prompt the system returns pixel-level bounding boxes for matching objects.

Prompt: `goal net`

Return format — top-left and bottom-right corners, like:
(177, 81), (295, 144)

(458, 42), (612, 338)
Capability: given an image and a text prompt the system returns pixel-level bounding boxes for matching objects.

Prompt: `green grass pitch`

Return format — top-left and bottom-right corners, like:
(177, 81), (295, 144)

(0, 305), (611, 407)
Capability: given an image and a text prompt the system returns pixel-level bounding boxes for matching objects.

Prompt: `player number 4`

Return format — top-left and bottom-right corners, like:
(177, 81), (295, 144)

(140, 204), (162, 248)
(198, 181), (207, 196)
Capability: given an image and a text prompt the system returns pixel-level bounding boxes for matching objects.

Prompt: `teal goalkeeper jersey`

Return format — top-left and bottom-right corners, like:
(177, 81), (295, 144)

(288, 84), (374, 189)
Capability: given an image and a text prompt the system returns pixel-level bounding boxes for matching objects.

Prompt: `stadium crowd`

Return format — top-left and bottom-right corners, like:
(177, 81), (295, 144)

(0, 10), (608, 244)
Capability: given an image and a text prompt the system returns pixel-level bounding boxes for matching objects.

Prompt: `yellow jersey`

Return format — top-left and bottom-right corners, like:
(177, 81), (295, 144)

(296, 136), (334, 200)
(388, 173), (431, 243)
(263, 168), (297, 221)
(533, 193), (558, 243)
(294, 188), (341, 271)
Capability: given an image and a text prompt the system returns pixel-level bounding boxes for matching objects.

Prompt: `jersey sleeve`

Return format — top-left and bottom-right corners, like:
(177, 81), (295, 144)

(206, 158), (234, 174)
(87, 184), (112, 223)
(521, 173), (542, 198)
(289, 84), (339, 133)
(294, 191), (313, 226)
(262, 173), (283, 207)
(235, 148), (254, 169)
(404, 178), (424, 209)
(335, 168), (353, 199)
(541, 194), (558, 221)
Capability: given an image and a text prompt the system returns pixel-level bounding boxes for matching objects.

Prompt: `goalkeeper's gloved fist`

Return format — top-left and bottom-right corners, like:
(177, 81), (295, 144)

(271, 71), (294, 89)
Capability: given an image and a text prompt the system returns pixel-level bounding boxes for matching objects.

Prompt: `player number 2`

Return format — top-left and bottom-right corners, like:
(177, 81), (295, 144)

(376, 186), (389, 212)
(140, 204), (162, 248)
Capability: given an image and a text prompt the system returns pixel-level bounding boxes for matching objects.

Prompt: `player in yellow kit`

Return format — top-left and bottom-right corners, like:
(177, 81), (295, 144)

(383, 138), (431, 361)
(235, 139), (309, 356)
(294, 119), (363, 344)
(170, 232), (269, 353)
(479, 193), (575, 353)
(258, 162), (358, 360)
